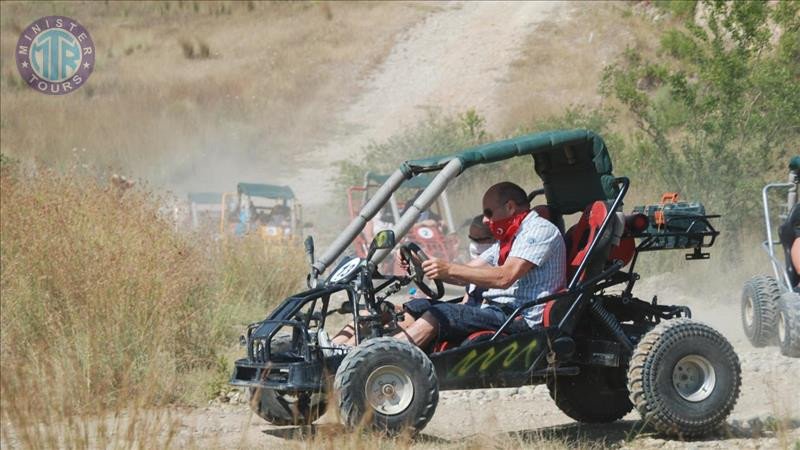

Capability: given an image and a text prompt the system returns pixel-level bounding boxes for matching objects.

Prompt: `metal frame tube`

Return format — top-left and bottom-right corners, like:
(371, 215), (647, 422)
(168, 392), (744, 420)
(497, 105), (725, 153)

(313, 169), (408, 275)
(440, 189), (456, 234)
(762, 182), (794, 289)
(372, 160), (464, 264)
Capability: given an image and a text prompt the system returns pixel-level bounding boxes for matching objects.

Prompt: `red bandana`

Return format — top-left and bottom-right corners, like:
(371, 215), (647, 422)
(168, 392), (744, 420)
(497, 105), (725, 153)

(488, 210), (530, 265)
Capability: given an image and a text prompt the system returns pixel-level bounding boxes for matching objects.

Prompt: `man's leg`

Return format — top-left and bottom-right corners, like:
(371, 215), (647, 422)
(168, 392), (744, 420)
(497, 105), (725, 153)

(332, 299), (435, 346)
(394, 304), (507, 349)
(393, 311), (439, 347)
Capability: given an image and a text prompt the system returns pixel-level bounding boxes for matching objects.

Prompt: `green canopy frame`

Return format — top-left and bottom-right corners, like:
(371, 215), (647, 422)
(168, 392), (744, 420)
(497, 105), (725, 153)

(237, 183), (295, 200)
(313, 129), (617, 278)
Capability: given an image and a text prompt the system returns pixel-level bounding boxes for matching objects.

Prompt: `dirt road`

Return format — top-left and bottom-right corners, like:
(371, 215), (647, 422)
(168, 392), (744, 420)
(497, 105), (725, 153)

(289, 1), (565, 213)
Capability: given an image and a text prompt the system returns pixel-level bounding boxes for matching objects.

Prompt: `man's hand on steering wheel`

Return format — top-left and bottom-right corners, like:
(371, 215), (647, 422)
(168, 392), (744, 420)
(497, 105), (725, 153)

(398, 243), (444, 300)
(421, 258), (450, 280)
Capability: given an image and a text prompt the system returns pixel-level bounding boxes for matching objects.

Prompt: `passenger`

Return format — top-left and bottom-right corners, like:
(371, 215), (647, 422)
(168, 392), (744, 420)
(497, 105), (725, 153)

(268, 204), (291, 227)
(393, 182), (566, 348)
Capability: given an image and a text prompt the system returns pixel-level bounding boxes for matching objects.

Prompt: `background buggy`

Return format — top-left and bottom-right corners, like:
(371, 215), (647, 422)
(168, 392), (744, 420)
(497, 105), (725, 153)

(347, 172), (460, 274)
(741, 157), (800, 357)
(222, 182), (304, 244)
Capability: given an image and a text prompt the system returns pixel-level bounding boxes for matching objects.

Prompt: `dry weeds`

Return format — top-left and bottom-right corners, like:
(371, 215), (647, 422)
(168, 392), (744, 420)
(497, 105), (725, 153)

(0, 160), (307, 448)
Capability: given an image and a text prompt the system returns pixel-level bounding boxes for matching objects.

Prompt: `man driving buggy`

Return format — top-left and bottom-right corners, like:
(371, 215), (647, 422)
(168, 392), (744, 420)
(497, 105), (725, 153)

(393, 181), (566, 348)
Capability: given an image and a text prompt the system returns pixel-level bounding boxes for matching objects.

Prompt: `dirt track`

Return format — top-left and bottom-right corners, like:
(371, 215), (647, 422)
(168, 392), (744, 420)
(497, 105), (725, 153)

(290, 1), (565, 212)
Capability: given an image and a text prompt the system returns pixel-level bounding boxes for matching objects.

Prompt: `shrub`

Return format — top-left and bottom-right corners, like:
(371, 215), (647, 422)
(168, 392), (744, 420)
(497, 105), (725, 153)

(0, 162), (306, 445)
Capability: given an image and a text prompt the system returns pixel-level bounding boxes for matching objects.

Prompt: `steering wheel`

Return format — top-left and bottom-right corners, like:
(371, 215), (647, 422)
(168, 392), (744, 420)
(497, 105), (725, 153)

(399, 243), (445, 300)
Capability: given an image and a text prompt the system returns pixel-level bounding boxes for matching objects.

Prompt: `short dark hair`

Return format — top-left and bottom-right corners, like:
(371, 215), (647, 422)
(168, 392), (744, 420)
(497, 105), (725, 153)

(493, 182), (529, 208)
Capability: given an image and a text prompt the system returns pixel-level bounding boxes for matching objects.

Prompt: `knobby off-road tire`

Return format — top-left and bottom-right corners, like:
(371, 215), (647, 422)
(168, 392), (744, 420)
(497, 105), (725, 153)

(334, 337), (438, 435)
(741, 275), (780, 347)
(547, 365), (633, 423)
(777, 292), (800, 357)
(628, 319), (741, 438)
(248, 335), (327, 426)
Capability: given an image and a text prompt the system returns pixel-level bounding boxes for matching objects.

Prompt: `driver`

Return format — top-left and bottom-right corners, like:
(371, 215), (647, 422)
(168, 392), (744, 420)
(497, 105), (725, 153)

(329, 215), (496, 347)
(393, 181), (566, 348)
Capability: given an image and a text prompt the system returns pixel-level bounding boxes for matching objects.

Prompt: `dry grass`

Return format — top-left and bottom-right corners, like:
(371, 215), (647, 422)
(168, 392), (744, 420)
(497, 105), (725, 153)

(0, 1), (432, 193)
(0, 160), (307, 448)
(497, 2), (664, 135)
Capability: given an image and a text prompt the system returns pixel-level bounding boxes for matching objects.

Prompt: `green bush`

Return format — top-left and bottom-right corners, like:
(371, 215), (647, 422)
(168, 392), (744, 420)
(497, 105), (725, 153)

(602, 0), (800, 251)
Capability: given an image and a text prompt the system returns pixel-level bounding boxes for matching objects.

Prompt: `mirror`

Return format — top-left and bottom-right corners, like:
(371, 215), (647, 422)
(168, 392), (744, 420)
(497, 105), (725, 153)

(367, 229), (396, 260)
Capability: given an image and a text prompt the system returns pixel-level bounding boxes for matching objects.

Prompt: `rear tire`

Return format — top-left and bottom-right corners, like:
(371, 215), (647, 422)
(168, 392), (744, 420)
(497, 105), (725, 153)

(334, 337), (438, 435)
(741, 276), (780, 347)
(628, 319), (741, 438)
(547, 365), (633, 423)
(777, 292), (800, 357)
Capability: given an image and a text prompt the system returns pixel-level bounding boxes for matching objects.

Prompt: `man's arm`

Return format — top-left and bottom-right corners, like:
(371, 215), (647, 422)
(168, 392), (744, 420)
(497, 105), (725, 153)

(422, 257), (534, 289)
(427, 257), (490, 286)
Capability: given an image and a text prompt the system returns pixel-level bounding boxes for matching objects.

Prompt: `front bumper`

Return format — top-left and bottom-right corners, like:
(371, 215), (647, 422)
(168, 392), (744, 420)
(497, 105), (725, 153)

(230, 358), (325, 391)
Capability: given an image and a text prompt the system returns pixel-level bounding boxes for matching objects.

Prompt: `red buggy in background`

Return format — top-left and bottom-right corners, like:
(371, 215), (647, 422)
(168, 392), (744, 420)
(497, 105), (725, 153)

(347, 172), (460, 274)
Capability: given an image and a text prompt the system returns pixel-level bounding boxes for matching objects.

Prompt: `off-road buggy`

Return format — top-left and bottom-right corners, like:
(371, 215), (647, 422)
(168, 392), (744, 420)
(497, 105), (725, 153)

(347, 172), (460, 273)
(222, 182), (304, 243)
(230, 129), (741, 438)
(741, 157), (800, 357)
(186, 191), (231, 233)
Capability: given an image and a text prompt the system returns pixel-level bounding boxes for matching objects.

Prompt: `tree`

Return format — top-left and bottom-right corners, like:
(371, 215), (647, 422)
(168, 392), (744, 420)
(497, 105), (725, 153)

(603, 0), (800, 241)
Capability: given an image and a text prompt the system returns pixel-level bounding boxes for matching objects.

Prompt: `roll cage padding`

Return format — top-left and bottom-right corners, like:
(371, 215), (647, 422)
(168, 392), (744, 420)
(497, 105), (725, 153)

(404, 129), (617, 214)
(564, 201), (618, 282)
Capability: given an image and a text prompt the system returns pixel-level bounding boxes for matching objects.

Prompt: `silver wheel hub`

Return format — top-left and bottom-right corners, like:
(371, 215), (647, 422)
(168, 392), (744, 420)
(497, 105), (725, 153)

(672, 355), (716, 402)
(778, 311), (787, 343)
(365, 365), (414, 416)
(744, 296), (754, 328)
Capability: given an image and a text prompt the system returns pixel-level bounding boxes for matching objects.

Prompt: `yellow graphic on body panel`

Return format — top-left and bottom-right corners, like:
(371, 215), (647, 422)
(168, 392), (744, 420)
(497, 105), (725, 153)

(449, 339), (539, 377)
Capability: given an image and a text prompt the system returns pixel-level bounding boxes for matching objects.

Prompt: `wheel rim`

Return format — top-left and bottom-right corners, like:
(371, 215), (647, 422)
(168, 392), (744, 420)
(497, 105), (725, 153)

(365, 365), (414, 416)
(672, 355), (716, 402)
(778, 311), (787, 344)
(744, 295), (755, 329)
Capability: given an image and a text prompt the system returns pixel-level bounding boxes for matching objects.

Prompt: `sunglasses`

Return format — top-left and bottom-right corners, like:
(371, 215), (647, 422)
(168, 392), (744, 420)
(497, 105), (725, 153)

(483, 200), (510, 219)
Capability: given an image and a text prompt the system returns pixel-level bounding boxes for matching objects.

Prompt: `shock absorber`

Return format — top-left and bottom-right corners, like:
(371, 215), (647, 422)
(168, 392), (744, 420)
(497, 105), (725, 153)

(590, 297), (634, 352)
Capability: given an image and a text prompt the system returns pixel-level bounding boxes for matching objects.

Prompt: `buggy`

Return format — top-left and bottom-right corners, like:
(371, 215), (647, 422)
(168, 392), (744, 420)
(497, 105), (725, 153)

(347, 172), (460, 274)
(230, 129), (740, 437)
(222, 182), (304, 243)
(186, 191), (233, 234)
(741, 157), (800, 357)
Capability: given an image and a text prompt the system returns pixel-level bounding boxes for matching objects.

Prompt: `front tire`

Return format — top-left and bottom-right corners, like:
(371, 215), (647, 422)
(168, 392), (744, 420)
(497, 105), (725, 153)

(741, 276), (780, 347)
(777, 292), (800, 357)
(334, 337), (438, 435)
(547, 365), (633, 423)
(628, 319), (741, 438)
